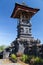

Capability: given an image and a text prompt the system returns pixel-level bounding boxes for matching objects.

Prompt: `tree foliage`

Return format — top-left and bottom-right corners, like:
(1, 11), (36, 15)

(0, 45), (6, 52)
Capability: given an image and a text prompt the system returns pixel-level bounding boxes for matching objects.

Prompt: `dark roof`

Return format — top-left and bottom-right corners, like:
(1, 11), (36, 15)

(11, 3), (40, 18)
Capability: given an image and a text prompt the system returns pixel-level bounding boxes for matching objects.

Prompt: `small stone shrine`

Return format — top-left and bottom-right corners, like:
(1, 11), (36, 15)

(10, 3), (43, 58)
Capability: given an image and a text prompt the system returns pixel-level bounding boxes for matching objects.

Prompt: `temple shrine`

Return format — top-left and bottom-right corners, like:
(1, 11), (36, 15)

(10, 3), (43, 58)
(1, 3), (43, 59)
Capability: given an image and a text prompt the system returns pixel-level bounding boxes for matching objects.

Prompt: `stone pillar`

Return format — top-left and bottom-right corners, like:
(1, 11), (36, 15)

(3, 50), (10, 59)
(18, 42), (25, 54)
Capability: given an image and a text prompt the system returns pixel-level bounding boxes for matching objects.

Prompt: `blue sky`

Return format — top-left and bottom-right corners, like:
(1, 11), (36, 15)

(0, 0), (43, 46)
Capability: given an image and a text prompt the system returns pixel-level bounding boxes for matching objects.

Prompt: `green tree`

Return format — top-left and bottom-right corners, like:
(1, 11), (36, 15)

(0, 45), (6, 52)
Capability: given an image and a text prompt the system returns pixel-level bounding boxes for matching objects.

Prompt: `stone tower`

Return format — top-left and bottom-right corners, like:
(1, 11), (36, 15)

(11, 3), (40, 55)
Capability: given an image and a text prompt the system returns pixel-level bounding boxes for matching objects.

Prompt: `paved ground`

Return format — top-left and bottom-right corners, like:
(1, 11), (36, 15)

(0, 59), (29, 65)
(0, 63), (21, 65)
(0, 59), (21, 65)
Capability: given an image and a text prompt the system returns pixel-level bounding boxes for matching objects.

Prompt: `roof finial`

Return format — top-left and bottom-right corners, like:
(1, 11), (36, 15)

(22, 1), (26, 6)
